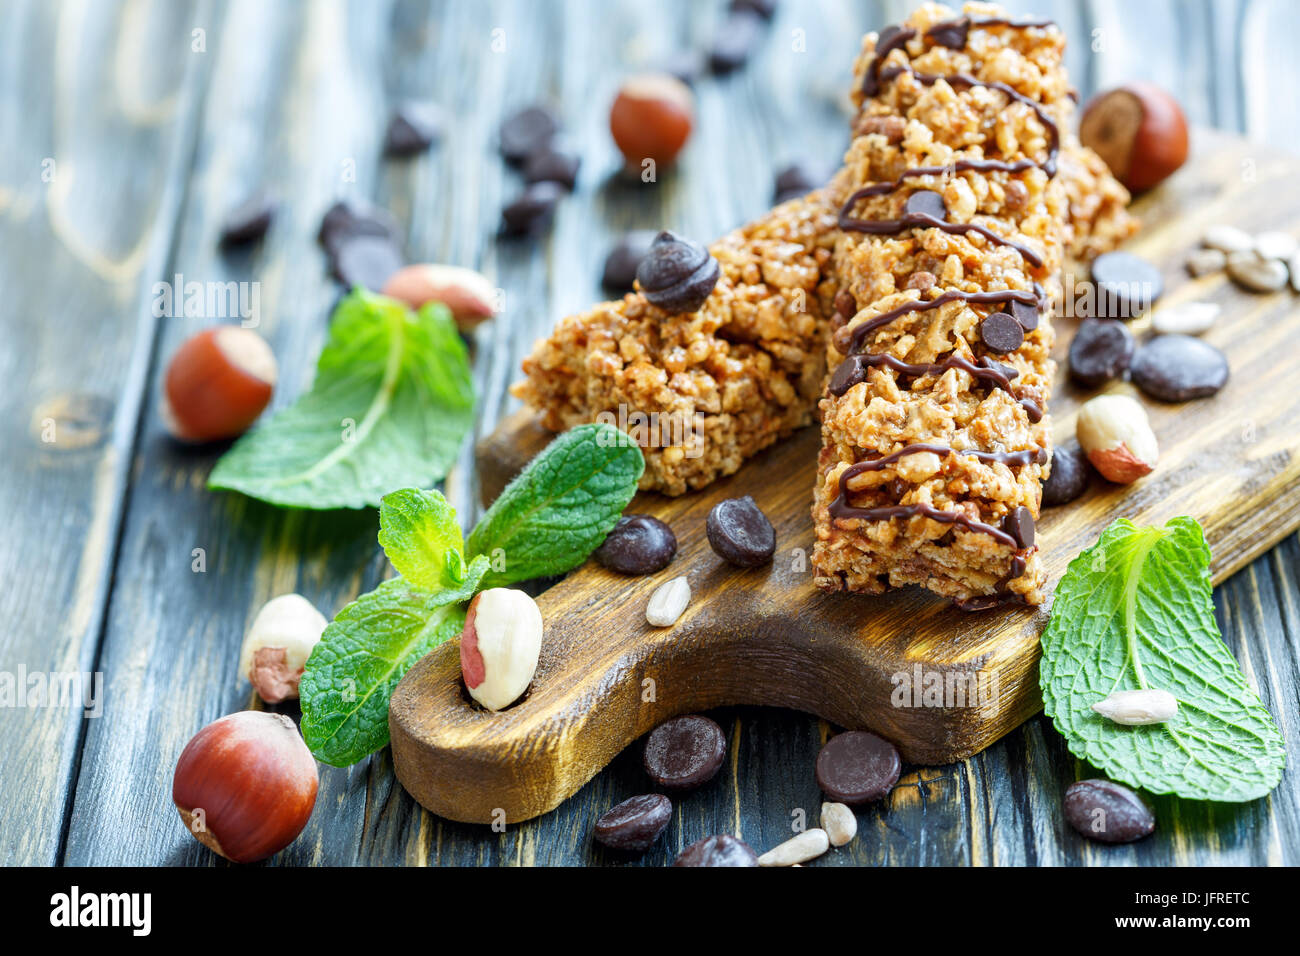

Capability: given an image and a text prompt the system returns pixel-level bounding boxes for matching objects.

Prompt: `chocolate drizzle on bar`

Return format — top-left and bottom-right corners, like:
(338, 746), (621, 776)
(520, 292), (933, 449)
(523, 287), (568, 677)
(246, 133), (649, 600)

(838, 207), (1046, 268)
(840, 287), (1045, 354)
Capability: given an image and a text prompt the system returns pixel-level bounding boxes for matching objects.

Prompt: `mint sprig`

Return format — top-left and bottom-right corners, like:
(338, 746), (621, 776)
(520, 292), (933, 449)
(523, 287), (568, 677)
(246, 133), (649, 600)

(209, 290), (475, 509)
(1041, 517), (1285, 802)
(300, 425), (644, 766)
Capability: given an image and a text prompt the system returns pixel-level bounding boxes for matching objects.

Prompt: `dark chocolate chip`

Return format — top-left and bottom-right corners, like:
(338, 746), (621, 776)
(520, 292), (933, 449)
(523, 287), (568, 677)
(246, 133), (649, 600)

(1068, 317), (1135, 387)
(1090, 251), (1164, 319)
(1009, 297), (1040, 331)
(904, 189), (947, 221)
(331, 234), (404, 291)
(828, 355), (865, 396)
(1002, 505), (1035, 549)
(523, 146), (581, 190)
(593, 515), (677, 575)
(773, 161), (829, 205)
(979, 311), (1025, 353)
(636, 231), (721, 313)
(500, 181), (564, 236)
(219, 190), (277, 246)
(673, 834), (758, 867)
(730, 0), (777, 19)
(1129, 334), (1229, 402)
(318, 199), (402, 255)
(1063, 779), (1155, 844)
(601, 230), (658, 293)
(383, 100), (444, 156)
(1042, 441), (1092, 506)
(815, 731), (901, 805)
(593, 794), (673, 853)
(833, 290), (858, 320)
(708, 10), (766, 74)
(643, 715), (726, 791)
(926, 16), (971, 48)
(499, 105), (560, 165)
(706, 495), (776, 567)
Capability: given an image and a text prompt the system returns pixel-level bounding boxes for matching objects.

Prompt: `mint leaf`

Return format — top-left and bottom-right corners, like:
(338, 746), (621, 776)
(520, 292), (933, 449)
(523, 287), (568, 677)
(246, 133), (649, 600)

(378, 488), (465, 590)
(1041, 517), (1285, 802)
(300, 578), (467, 767)
(209, 290), (474, 509)
(466, 423), (644, 588)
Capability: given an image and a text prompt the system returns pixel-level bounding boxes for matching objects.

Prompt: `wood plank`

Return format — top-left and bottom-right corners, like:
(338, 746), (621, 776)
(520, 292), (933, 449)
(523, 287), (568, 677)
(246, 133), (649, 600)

(0, 0), (210, 865)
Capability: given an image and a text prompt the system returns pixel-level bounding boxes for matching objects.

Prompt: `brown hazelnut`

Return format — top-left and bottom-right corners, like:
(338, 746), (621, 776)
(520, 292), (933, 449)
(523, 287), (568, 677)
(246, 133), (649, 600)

(1079, 83), (1188, 192)
(161, 326), (276, 442)
(609, 72), (695, 169)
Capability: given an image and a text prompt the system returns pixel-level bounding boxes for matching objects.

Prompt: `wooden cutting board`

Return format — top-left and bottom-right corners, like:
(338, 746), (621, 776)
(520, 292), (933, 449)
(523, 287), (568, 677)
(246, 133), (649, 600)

(390, 130), (1300, 824)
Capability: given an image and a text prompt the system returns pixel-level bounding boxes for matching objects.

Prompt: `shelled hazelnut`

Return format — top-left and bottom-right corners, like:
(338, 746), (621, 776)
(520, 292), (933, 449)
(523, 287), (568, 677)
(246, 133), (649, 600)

(237, 594), (328, 704)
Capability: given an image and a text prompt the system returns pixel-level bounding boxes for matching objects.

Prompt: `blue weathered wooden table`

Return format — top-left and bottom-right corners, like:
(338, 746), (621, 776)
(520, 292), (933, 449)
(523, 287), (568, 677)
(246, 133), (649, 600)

(1, 0), (1296, 866)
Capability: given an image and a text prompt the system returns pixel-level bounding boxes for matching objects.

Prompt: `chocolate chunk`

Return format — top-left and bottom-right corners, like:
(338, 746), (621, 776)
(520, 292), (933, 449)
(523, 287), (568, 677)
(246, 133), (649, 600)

(499, 105), (559, 165)
(318, 199), (401, 255)
(219, 190), (277, 246)
(643, 715), (726, 791)
(673, 834), (758, 867)
(1129, 334), (1230, 402)
(979, 312), (1024, 353)
(331, 234), (404, 291)
(706, 495), (776, 567)
(601, 230), (658, 293)
(500, 181), (564, 236)
(904, 189), (947, 221)
(815, 731), (901, 805)
(926, 17), (971, 49)
(1068, 317), (1135, 386)
(593, 515), (677, 575)
(828, 355), (865, 395)
(708, 10), (765, 74)
(1042, 441), (1092, 506)
(1063, 779), (1155, 844)
(773, 161), (829, 204)
(1090, 251), (1164, 319)
(593, 794), (673, 853)
(383, 101), (443, 156)
(1002, 505), (1035, 549)
(636, 231), (721, 313)
(523, 146), (581, 190)
(730, 0), (777, 18)
(1009, 297), (1040, 331)
(833, 290), (857, 320)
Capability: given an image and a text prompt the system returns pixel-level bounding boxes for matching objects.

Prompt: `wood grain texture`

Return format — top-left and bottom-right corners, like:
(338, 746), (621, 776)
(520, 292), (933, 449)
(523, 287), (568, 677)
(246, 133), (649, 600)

(0, 0), (1295, 867)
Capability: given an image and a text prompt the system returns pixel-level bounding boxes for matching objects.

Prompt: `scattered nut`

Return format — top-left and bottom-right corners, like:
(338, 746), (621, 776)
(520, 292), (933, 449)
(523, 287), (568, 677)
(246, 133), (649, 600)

(1076, 394), (1159, 484)
(1254, 231), (1298, 261)
(172, 711), (319, 863)
(1184, 247), (1226, 278)
(1092, 688), (1179, 726)
(757, 828), (830, 867)
(381, 264), (498, 330)
(820, 802), (857, 847)
(161, 326), (277, 442)
(1078, 83), (1188, 192)
(1226, 250), (1289, 293)
(646, 575), (691, 627)
(237, 594), (328, 704)
(460, 588), (544, 711)
(1201, 224), (1254, 255)
(1151, 301), (1220, 336)
(609, 72), (695, 168)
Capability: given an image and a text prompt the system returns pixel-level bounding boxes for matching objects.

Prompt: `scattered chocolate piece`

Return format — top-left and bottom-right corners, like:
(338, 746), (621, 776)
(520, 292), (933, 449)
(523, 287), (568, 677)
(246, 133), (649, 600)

(815, 731), (901, 805)
(1002, 505), (1035, 549)
(636, 231), (720, 313)
(1009, 297), (1040, 331)
(522, 146), (581, 190)
(1042, 442), (1092, 506)
(979, 312), (1024, 353)
(593, 794), (673, 852)
(643, 715), (726, 792)
(730, 0), (777, 18)
(708, 10), (765, 74)
(219, 190), (277, 246)
(331, 233), (404, 291)
(673, 834), (758, 867)
(1129, 334), (1229, 402)
(706, 495), (776, 567)
(601, 230), (659, 292)
(594, 515), (677, 575)
(1090, 251), (1163, 319)
(772, 161), (828, 204)
(499, 104), (559, 165)
(1068, 317), (1135, 387)
(1063, 779), (1155, 844)
(904, 189), (947, 221)
(318, 199), (402, 255)
(383, 100), (443, 156)
(501, 181), (564, 236)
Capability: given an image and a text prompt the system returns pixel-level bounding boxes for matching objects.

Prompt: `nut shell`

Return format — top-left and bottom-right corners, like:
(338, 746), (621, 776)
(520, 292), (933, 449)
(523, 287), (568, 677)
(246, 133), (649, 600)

(1080, 83), (1188, 192)
(162, 326), (276, 442)
(609, 72), (694, 167)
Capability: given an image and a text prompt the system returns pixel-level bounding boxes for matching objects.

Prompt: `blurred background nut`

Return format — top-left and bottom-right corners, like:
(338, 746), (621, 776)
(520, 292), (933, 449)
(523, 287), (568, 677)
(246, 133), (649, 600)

(381, 263), (499, 330)
(609, 72), (695, 168)
(238, 594), (328, 704)
(1080, 82), (1188, 192)
(161, 326), (276, 442)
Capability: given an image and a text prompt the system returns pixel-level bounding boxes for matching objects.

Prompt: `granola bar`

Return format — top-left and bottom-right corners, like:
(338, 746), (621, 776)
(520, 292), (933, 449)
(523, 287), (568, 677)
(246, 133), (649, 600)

(813, 2), (1097, 607)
